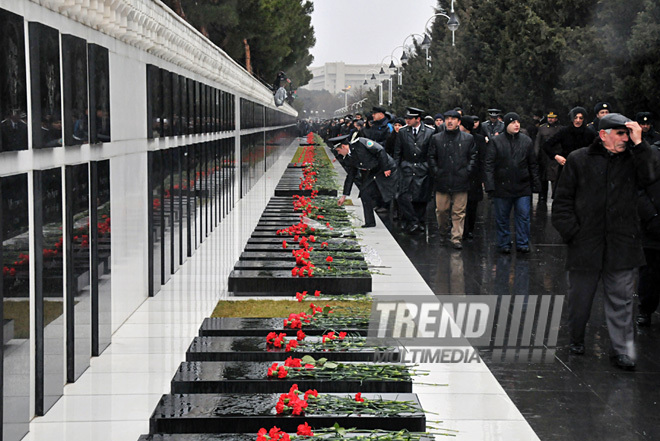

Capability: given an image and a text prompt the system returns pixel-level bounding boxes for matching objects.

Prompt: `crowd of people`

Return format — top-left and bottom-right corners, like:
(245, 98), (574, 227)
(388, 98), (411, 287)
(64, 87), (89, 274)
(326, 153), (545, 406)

(311, 103), (660, 371)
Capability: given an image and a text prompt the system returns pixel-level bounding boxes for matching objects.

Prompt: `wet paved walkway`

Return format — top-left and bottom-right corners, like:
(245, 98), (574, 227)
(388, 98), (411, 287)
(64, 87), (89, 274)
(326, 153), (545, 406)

(379, 198), (660, 441)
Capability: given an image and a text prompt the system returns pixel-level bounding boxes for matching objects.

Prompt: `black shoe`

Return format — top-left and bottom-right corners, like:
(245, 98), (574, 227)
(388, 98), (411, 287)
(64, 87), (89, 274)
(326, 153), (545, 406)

(569, 343), (585, 355)
(611, 354), (636, 371)
(451, 241), (463, 250)
(499, 247), (511, 254)
(516, 246), (531, 254)
(361, 223), (376, 228)
(637, 313), (652, 327)
(408, 224), (423, 234)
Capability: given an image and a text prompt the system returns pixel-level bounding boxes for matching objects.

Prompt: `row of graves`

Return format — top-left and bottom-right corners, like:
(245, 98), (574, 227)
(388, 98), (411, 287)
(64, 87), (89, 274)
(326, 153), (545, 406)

(139, 134), (452, 440)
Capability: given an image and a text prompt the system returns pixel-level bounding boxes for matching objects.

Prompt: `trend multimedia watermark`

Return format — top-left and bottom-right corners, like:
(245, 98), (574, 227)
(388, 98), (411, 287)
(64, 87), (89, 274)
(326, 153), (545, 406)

(368, 294), (564, 363)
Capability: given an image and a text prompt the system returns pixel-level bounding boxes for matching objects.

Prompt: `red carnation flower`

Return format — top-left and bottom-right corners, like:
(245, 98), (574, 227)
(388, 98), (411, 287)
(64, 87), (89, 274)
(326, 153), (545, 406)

(297, 422), (314, 436)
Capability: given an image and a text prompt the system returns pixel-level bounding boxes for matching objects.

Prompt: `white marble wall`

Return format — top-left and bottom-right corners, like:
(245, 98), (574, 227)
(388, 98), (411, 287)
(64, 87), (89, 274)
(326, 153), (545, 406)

(0, 1), (297, 434)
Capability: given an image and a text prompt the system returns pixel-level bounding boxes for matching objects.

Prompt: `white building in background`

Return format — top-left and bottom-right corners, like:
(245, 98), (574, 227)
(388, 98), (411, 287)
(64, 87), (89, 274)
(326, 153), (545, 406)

(306, 62), (385, 94)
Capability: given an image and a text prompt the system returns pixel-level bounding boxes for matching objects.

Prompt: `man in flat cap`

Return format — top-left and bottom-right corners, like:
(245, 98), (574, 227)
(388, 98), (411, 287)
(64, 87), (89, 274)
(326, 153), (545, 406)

(331, 134), (398, 228)
(483, 108), (504, 140)
(364, 106), (393, 144)
(636, 112), (660, 147)
(552, 113), (660, 370)
(394, 107), (434, 234)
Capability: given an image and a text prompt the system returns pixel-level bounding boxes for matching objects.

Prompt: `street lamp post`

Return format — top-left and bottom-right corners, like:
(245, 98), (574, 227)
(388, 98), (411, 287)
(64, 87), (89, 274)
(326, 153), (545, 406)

(424, 0), (460, 47)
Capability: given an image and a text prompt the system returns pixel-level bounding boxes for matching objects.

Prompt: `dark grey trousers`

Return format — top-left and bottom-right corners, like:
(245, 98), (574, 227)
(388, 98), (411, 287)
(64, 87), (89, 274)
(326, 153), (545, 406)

(567, 269), (637, 357)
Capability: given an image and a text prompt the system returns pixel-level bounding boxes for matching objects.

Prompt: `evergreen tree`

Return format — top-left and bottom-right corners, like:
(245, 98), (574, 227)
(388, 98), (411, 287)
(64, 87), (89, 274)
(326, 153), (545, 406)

(163, 0), (315, 88)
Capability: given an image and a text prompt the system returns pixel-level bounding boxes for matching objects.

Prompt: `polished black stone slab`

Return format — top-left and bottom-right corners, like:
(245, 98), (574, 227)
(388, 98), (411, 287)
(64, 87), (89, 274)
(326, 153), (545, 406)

(149, 392), (424, 433)
(228, 269), (371, 294)
(239, 252), (364, 262)
(274, 188), (338, 197)
(198, 317), (368, 337)
(139, 435), (254, 441)
(243, 244), (359, 253)
(233, 260), (368, 272)
(186, 337), (393, 362)
(140, 433), (433, 441)
(250, 231), (357, 239)
(170, 361), (412, 394)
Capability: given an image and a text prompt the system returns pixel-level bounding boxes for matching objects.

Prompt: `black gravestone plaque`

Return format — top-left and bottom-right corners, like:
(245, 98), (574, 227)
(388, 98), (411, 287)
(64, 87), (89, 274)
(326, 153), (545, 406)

(0, 9), (28, 152)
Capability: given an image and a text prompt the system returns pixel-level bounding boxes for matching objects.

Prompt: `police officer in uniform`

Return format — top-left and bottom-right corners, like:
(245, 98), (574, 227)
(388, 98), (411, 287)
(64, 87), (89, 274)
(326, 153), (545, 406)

(637, 112), (660, 146)
(394, 107), (434, 234)
(534, 111), (563, 202)
(483, 108), (505, 140)
(331, 134), (398, 228)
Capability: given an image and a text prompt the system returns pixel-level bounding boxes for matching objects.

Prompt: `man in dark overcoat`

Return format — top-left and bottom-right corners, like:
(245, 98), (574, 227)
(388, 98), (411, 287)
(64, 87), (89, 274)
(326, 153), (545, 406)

(534, 111), (562, 202)
(461, 115), (486, 240)
(331, 134), (397, 228)
(552, 113), (660, 370)
(394, 107), (434, 234)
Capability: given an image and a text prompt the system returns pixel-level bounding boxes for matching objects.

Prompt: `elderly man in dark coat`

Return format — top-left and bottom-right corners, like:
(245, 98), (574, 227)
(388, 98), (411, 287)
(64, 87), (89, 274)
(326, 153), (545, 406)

(552, 113), (660, 370)
(331, 134), (398, 228)
(428, 110), (476, 249)
(394, 107), (434, 234)
(485, 112), (541, 254)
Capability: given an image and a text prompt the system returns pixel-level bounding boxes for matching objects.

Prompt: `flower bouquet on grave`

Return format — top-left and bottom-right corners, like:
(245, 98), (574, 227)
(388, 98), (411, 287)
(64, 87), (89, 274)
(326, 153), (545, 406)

(271, 385), (421, 417)
(265, 330), (391, 354)
(266, 355), (422, 382)
(283, 301), (369, 329)
(257, 423), (455, 441)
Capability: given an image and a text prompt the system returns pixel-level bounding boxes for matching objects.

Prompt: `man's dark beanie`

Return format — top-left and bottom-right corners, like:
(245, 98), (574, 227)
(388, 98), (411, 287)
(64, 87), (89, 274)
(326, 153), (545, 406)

(503, 112), (520, 127)
(461, 115), (474, 131)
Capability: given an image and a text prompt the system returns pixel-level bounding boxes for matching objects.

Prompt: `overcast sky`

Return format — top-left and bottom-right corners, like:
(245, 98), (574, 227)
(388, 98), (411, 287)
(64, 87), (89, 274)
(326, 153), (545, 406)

(309, 0), (439, 67)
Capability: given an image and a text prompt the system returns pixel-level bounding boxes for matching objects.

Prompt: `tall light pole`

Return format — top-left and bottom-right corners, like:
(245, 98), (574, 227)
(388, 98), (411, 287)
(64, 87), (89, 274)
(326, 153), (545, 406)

(425, 0), (461, 47)
(341, 86), (351, 107)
